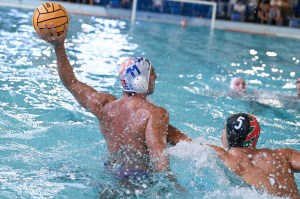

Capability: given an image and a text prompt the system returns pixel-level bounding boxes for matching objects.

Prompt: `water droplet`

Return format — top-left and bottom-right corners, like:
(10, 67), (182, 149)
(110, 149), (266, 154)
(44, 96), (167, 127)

(142, 184), (147, 189)
(290, 72), (296, 77)
(266, 51), (277, 57)
(250, 49), (257, 55)
(269, 177), (275, 185)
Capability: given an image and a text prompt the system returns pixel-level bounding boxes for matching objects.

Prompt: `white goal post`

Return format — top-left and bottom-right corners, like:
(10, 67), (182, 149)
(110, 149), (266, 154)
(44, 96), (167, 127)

(131, 0), (217, 31)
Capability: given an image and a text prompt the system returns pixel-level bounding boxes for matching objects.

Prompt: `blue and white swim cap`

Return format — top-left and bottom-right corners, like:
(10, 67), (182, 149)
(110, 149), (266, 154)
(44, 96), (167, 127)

(119, 57), (151, 93)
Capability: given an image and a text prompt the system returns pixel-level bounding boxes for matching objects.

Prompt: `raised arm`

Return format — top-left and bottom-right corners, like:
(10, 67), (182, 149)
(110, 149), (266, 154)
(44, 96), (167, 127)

(167, 124), (192, 145)
(145, 107), (170, 172)
(37, 24), (116, 118)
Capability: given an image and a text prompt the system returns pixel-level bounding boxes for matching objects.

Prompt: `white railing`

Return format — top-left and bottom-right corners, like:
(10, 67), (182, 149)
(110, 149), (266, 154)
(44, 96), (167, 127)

(130, 0), (217, 31)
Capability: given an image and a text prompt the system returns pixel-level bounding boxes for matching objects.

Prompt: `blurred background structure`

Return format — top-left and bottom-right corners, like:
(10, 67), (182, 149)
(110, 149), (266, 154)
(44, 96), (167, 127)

(59, 0), (300, 27)
(1, 0), (300, 37)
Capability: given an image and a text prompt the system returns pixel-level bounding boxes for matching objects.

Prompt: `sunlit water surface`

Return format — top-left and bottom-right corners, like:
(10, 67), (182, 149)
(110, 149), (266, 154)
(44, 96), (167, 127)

(1, 6), (300, 199)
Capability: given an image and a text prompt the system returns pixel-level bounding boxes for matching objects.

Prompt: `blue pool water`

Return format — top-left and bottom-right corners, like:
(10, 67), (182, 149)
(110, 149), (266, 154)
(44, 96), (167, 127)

(0, 6), (300, 199)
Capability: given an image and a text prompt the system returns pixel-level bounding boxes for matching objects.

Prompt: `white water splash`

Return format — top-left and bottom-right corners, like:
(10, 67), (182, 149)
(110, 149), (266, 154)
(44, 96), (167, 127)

(167, 138), (232, 188)
(167, 137), (216, 169)
(167, 138), (288, 199)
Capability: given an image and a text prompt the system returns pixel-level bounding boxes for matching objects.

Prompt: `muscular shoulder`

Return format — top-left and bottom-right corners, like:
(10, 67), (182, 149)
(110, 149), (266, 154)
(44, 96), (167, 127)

(274, 148), (295, 160)
(249, 148), (292, 163)
(275, 148), (293, 154)
(261, 148), (294, 157)
(100, 97), (119, 111)
(146, 104), (169, 119)
(230, 148), (274, 160)
(133, 99), (166, 113)
(148, 103), (167, 113)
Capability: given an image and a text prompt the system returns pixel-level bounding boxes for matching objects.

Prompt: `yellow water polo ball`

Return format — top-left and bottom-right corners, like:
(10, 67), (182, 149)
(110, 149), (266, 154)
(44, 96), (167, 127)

(32, 2), (69, 36)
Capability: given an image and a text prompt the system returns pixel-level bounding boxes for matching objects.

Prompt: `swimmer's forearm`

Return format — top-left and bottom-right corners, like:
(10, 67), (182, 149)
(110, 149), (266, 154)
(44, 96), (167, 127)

(54, 44), (78, 87)
(209, 145), (243, 175)
(167, 124), (192, 145)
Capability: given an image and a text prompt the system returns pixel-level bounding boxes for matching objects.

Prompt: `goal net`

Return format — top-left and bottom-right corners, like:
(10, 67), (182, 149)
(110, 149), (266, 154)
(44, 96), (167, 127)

(131, 0), (217, 30)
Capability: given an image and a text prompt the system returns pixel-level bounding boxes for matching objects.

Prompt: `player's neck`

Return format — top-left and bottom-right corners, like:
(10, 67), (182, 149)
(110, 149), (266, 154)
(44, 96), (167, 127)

(123, 92), (147, 100)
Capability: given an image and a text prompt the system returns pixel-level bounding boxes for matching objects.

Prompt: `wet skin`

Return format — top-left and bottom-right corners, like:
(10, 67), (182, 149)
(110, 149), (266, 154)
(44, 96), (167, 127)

(36, 23), (189, 173)
(209, 130), (300, 198)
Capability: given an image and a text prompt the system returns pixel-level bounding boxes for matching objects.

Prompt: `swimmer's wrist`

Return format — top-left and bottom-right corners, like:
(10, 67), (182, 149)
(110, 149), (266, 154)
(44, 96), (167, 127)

(54, 43), (65, 49)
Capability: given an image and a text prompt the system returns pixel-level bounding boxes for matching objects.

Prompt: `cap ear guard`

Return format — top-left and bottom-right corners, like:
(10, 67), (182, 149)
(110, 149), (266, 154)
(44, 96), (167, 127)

(132, 76), (148, 93)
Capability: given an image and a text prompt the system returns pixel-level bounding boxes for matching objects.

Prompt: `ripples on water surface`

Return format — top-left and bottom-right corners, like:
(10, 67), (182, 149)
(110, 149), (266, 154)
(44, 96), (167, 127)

(0, 6), (300, 199)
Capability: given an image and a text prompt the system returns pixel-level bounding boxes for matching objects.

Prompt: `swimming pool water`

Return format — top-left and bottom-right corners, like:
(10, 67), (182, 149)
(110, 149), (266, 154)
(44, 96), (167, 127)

(0, 6), (300, 199)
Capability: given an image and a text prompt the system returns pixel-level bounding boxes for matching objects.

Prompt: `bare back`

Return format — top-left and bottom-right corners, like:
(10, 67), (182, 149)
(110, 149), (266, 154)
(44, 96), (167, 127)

(214, 146), (300, 198)
(99, 94), (169, 172)
(100, 97), (152, 154)
(38, 25), (170, 174)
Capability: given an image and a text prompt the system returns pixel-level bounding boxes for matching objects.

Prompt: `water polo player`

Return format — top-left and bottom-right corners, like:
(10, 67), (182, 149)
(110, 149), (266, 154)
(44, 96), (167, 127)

(36, 25), (189, 181)
(230, 77), (246, 93)
(211, 113), (300, 198)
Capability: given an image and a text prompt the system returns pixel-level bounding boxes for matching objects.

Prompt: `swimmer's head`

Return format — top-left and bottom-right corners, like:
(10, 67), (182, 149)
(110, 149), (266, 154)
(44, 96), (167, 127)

(296, 76), (300, 97)
(180, 18), (188, 28)
(221, 113), (261, 149)
(230, 77), (246, 93)
(119, 57), (155, 94)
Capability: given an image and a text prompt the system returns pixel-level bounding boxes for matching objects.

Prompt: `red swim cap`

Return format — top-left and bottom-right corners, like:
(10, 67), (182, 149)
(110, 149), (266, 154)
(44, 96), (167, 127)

(242, 114), (261, 148)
